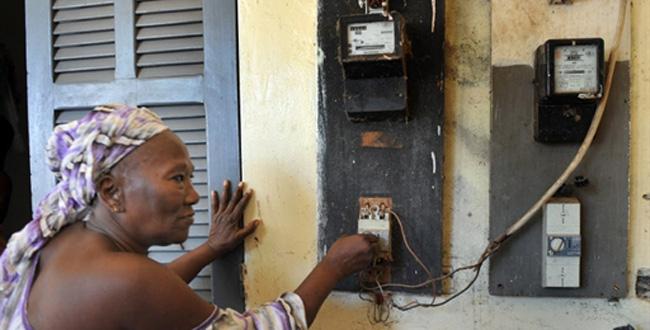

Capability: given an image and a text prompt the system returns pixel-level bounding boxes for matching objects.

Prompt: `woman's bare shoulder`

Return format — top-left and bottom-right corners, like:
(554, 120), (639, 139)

(33, 250), (214, 329)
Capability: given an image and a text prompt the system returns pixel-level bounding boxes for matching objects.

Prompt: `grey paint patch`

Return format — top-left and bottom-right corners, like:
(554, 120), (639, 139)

(489, 63), (629, 298)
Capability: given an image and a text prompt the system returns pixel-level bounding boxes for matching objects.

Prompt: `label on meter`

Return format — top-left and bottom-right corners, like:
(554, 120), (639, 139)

(553, 45), (599, 94)
(347, 21), (395, 56)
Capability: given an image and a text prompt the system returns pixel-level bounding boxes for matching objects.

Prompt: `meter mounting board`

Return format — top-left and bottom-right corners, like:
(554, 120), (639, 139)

(317, 0), (445, 294)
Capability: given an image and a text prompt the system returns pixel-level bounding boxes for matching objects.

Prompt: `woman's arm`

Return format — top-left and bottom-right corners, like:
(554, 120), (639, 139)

(295, 234), (377, 326)
(166, 243), (220, 282)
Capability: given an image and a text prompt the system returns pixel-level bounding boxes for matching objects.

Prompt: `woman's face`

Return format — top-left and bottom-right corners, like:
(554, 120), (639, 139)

(113, 130), (199, 247)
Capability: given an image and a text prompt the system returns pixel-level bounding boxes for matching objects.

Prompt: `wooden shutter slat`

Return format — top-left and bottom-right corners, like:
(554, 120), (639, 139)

(55, 71), (114, 83)
(54, 44), (115, 60)
(135, 0), (202, 14)
(193, 184), (208, 197)
(137, 37), (203, 55)
(137, 51), (203, 67)
(138, 65), (204, 79)
(192, 171), (207, 184)
(137, 37), (203, 54)
(55, 109), (93, 124)
(136, 10), (202, 28)
(54, 32), (114, 47)
(136, 23), (203, 41)
(149, 104), (205, 119)
(193, 198), (209, 211)
(53, 5), (114, 22)
(175, 131), (206, 144)
(189, 224), (209, 238)
(54, 18), (114, 35)
(54, 57), (115, 73)
(193, 211), (209, 224)
(53, 0), (113, 10)
(192, 159), (207, 171)
(162, 117), (206, 131)
(185, 144), (206, 158)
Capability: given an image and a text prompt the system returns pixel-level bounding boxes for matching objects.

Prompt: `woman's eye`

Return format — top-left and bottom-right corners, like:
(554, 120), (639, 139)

(173, 175), (185, 182)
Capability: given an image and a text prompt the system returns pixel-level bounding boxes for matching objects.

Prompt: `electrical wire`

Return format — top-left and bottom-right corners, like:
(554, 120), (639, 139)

(358, 0), (629, 314)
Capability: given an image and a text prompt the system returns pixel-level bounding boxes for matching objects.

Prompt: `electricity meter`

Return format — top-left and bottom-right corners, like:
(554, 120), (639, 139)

(534, 38), (604, 143)
(338, 12), (409, 121)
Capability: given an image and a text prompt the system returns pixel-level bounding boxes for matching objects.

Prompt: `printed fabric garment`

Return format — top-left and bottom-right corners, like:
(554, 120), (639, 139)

(194, 293), (308, 330)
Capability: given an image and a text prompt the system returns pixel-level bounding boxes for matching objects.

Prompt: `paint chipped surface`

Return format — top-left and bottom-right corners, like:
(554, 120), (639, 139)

(636, 268), (650, 299)
(360, 131), (403, 149)
(492, 0), (631, 66)
(431, 151), (437, 174)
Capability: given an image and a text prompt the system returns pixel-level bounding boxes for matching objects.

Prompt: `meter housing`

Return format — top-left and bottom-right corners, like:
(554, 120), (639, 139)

(338, 13), (409, 122)
(534, 38), (604, 143)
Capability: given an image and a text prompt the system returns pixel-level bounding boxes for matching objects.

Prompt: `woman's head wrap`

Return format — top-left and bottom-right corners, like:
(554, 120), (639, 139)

(0, 104), (168, 325)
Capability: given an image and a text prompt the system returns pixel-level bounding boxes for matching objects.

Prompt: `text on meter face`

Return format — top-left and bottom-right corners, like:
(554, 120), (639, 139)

(347, 21), (395, 56)
(553, 45), (599, 94)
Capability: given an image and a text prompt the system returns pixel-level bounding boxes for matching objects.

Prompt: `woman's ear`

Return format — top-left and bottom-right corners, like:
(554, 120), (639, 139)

(96, 173), (124, 213)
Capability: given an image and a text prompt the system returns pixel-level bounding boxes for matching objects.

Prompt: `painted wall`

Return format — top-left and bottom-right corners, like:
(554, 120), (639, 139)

(239, 0), (649, 328)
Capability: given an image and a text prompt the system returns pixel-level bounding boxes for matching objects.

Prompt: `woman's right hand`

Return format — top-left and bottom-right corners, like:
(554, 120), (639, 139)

(295, 234), (378, 326)
(322, 234), (378, 280)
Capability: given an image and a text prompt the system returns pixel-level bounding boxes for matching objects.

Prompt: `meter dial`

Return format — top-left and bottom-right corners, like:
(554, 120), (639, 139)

(549, 237), (566, 254)
(553, 44), (599, 94)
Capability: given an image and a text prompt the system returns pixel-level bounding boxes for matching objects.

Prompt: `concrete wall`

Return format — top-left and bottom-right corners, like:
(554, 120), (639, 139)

(239, 0), (649, 328)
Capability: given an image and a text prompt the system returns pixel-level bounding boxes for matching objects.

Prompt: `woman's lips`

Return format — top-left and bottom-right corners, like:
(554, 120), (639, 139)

(179, 213), (195, 224)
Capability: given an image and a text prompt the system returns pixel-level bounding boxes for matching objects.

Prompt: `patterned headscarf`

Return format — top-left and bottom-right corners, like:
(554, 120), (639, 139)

(0, 104), (168, 326)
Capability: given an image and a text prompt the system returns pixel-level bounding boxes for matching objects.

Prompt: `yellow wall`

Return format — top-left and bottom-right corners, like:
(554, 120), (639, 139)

(239, 0), (650, 328)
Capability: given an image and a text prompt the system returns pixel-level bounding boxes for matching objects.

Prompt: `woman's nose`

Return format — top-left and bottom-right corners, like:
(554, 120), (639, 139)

(186, 181), (200, 205)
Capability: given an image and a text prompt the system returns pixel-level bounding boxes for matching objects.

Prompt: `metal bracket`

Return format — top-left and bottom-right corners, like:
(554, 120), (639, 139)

(358, 0), (389, 16)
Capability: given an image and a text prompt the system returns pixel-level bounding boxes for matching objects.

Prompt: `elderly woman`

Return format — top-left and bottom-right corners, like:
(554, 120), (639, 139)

(0, 105), (375, 329)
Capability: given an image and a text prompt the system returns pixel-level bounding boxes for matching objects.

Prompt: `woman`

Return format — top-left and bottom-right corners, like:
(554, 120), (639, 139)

(0, 105), (376, 329)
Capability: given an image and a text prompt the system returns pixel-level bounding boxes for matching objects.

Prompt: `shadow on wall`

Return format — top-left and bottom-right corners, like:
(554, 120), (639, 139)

(0, 0), (32, 244)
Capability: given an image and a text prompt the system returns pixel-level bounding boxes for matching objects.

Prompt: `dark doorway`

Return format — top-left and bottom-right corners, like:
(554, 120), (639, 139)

(0, 0), (32, 242)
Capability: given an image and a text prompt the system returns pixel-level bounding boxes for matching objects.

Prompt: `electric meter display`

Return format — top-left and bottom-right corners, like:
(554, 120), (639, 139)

(347, 21), (396, 56)
(534, 38), (604, 143)
(553, 45), (599, 94)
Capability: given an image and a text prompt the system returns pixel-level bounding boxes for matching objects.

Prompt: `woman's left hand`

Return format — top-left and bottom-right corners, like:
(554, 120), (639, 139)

(207, 180), (261, 257)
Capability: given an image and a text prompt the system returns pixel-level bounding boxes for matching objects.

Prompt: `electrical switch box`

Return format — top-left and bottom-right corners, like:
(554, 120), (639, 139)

(319, 0), (444, 294)
(542, 197), (581, 288)
(534, 38), (604, 143)
(338, 13), (409, 121)
(357, 197), (392, 285)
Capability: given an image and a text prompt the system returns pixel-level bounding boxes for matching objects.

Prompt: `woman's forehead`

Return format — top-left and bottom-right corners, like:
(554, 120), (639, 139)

(116, 131), (192, 172)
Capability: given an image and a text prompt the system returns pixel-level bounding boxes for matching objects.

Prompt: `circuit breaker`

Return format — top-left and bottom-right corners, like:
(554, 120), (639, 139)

(534, 38), (604, 143)
(357, 197), (392, 285)
(542, 198), (582, 288)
